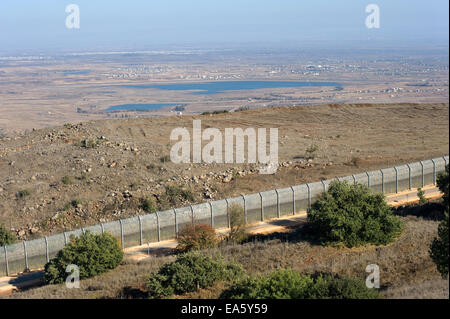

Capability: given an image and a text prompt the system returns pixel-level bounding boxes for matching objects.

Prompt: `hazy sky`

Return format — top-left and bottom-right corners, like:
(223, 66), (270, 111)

(0, 0), (448, 54)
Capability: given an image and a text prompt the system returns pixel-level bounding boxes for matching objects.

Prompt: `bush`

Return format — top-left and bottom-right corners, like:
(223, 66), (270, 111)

(417, 188), (427, 205)
(437, 164), (449, 208)
(225, 203), (249, 244)
(307, 181), (403, 247)
(0, 224), (15, 246)
(16, 189), (31, 198)
(219, 269), (379, 299)
(44, 232), (123, 285)
(429, 164), (449, 278)
(146, 252), (243, 298)
(430, 211), (449, 278)
(160, 184), (195, 207)
(62, 175), (73, 185)
(176, 224), (217, 252)
(140, 197), (157, 213)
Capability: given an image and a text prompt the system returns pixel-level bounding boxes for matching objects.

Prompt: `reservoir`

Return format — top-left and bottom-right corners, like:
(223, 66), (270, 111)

(124, 80), (341, 95)
(106, 103), (181, 111)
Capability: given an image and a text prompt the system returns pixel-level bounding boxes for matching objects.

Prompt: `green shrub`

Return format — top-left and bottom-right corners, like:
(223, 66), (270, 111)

(437, 164), (449, 208)
(0, 224), (16, 246)
(44, 232), (123, 284)
(305, 144), (319, 159)
(146, 252), (243, 298)
(140, 197), (157, 213)
(307, 180), (403, 247)
(160, 184), (195, 206)
(75, 139), (100, 149)
(219, 269), (379, 299)
(62, 175), (73, 185)
(225, 203), (249, 244)
(429, 164), (449, 278)
(177, 224), (217, 252)
(16, 189), (31, 198)
(159, 155), (171, 163)
(430, 211), (449, 278)
(417, 188), (427, 205)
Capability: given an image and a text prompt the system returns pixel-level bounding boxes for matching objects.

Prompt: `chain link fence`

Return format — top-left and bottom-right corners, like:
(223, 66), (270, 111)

(1, 156), (448, 277)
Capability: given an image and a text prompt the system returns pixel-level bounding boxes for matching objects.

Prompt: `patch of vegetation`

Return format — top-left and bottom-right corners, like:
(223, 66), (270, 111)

(307, 180), (403, 247)
(305, 144), (319, 159)
(44, 232), (123, 285)
(159, 155), (171, 163)
(235, 106), (250, 112)
(430, 211), (449, 278)
(177, 224), (218, 253)
(160, 184), (195, 207)
(437, 164), (449, 208)
(0, 224), (16, 246)
(430, 164), (449, 278)
(146, 252), (243, 298)
(349, 156), (362, 167)
(126, 161), (136, 168)
(219, 269), (380, 299)
(417, 187), (427, 205)
(140, 197), (157, 213)
(224, 203), (249, 244)
(201, 110), (229, 115)
(16, 189), (31, 198)
(74, 138), (100, 149)
(62, 175), (73, 185)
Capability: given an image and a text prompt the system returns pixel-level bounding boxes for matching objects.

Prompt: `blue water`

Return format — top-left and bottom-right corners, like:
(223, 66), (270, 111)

(62, 70), (91, 75)
(106, 103), (180, 111)
(124, 81), (341, 95)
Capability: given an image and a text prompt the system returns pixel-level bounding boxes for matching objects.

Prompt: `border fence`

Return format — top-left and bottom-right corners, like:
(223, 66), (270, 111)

(1, 156), (448, 277)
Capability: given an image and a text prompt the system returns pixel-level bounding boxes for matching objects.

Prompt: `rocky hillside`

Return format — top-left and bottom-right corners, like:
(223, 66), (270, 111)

(0, 103), (448, 240)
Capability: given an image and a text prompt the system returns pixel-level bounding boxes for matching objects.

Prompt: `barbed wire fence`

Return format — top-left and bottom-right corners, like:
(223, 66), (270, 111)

(1, 156), (448, 277)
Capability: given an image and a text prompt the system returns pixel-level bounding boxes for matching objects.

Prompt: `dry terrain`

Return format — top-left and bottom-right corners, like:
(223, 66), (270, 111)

(0, 102), (448, 240)
(6, 206), (448, 299)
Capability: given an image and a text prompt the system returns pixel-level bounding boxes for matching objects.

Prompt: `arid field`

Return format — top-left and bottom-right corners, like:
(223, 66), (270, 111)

(0, 102), (448, 240)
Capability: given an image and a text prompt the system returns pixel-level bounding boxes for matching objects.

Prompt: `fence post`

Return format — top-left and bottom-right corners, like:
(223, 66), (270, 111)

(320, 180), (326, 193)
(275, 189), (281, 218)
(420, 161), (425, 187)
(119, 220), (124, 249)
(431, 159), (436, 185)
(380, 170), (385, 194)
(23, 241), (29, 272)
(290, 186), (296, 215)
(366, 172), (370, 188)
(4, 246), (9, 276)
(81, 228), (85, 235)
(241, 195), (247, 225)
(138, 216), (143, 246)
(225, 199), (231, 229)
(259, 193), (264, 221)
(306, 183), (311, 209)
(100, 223), (105, 234)
(444, 156), (448, 167)
(394, 167), (399, 193)
(173, 209), (178, 238)
(63, 232), (68, 245)
(44, 236), (49, 263)
(406, 163), (412, 190)
(352, 174), (356, 185)
(209, 202), (214, 227)
(190, 205), (194, 225)
(155, 212), (161, 242)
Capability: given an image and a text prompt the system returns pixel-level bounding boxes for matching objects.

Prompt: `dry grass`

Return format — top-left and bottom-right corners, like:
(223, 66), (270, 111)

(5, 209), (447, 299)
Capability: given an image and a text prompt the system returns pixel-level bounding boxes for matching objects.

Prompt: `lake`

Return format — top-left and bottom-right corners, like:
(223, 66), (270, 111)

(106, 103), (181, 112)
(124, 80), (342, 95)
